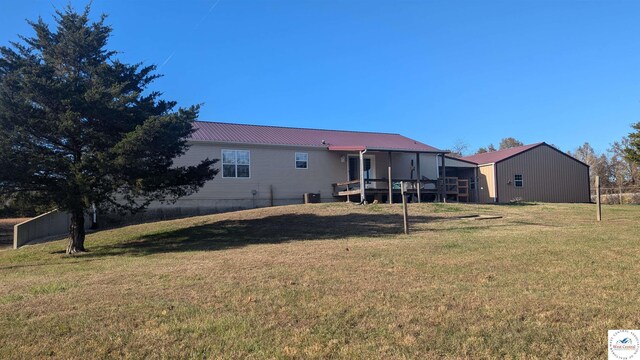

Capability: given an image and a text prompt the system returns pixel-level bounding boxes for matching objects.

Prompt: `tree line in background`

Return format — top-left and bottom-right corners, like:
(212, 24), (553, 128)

(570, 137), (640, 191)
(449, 137), (528, 157)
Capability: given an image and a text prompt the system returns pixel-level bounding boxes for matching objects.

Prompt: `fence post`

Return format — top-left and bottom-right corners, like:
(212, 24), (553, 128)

(270, 185), (274, 207)
(401, 181), (409, 234)
(596, 176), (602, 222)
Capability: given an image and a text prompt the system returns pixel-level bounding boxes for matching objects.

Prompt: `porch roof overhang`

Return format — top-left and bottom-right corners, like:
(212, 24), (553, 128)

(328, 145), (448, 154)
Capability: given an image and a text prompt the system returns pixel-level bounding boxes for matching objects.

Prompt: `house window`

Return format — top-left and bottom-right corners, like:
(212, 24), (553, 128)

(514, 174), (523, 188)
(295, 152), (308, 169)
(470, 176), (476, 190)
(222, 150), (250, 178)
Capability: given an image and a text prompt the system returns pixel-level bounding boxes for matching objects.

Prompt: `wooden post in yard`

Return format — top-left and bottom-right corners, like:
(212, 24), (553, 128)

(401, 181), (409, 234)
(596, 176), (602, 222)
(269, 185), (274, 207)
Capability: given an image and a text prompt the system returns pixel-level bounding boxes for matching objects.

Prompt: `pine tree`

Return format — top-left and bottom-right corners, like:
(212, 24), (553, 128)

(0, 6), (217, 253)
(499, 137), (524, 150)
(624, 122), (640, 166)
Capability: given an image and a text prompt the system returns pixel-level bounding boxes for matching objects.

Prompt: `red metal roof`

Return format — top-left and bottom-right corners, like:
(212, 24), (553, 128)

(460, 143), (544, 164)
(190, 121), (444, 152)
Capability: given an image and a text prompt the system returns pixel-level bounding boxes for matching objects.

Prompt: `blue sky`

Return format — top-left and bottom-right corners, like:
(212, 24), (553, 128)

(1, 0), (639, 154)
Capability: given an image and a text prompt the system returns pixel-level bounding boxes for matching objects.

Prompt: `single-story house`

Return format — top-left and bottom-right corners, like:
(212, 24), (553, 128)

(160, 121), (456, 214)
(149, 123), (590, 216)
(458, 142), (590, 203)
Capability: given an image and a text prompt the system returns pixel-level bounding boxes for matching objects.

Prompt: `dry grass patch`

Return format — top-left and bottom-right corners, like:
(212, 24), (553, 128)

(0, 202), (639, 358)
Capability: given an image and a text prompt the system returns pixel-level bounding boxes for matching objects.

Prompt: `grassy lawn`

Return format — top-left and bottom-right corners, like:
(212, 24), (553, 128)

(0, 202), (638, 359)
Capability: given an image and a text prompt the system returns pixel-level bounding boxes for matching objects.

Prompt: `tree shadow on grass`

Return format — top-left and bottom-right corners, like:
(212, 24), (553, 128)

(86, 213), (450, 257)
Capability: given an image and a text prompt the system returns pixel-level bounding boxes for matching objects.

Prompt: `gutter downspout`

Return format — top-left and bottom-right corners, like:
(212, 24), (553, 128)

(360, 149), (367, 204)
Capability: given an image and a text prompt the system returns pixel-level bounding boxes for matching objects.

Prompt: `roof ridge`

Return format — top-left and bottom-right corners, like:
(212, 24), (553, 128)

(461, 142), (543, 157)
(194, 120), (403, 136)
(460, 142), (545, 164)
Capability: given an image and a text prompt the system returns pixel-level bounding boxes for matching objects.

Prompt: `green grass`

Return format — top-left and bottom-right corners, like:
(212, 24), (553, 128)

(0, 202), (638, 359)
(29, 282), (72, 295)
(430, 202), (464, 212)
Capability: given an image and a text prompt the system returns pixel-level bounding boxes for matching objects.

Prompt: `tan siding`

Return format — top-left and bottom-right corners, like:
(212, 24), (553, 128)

(391, 152), (439, 180)
(495, 145), (590, 203)
(172, 142), (346, 206)
(168, 145), (442, 209)
(477, 164), (495, 203)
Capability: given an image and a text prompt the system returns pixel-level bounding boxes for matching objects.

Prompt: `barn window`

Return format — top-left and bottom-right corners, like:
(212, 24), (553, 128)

(295, 152), (308, 169)
(222, 150), (250, 178)
(514, 174), (523, 187)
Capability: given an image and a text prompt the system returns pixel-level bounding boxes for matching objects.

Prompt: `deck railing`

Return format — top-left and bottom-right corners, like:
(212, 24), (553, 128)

(332, 177), (469, 202)
(332, 178), (442, 195)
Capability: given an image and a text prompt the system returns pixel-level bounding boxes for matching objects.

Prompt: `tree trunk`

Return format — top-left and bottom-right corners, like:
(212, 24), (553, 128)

(66, 210), (86, 254)
(619, 186), (623, 205)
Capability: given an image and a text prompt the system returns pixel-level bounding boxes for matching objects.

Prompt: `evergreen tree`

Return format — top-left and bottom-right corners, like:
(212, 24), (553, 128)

(610, 137), (639, 186)
(499, 137), (524, 150)
(624, 122), (640, 166)
(0, 6), (217, 253)
(476, 144), (496, 154)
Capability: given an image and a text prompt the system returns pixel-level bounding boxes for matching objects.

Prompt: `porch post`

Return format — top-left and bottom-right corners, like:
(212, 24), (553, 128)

(440, 153), (447, 203)
(474, 166), (479, 203)
(388, 152), (393, 204)
(416, 152), (421, 203)
(359, 150), (366, 204)
(345, 154), (350, 202)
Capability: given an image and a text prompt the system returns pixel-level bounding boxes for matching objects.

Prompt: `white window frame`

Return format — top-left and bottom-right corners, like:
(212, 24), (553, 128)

(295, 152), (308, 169)
(222, 149), (251, 179)
(514, 174), (523, 188)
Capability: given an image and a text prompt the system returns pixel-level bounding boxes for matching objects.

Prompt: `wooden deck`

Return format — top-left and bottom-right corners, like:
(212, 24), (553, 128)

(332, 177), (470, 203)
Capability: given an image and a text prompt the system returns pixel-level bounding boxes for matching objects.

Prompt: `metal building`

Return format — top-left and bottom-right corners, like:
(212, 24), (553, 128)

(460, 143), (590, 203)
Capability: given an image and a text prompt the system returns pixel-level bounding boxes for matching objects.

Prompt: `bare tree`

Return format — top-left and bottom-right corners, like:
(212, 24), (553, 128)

(448, 140), (469, 158)
(570, 143), (612, 188)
